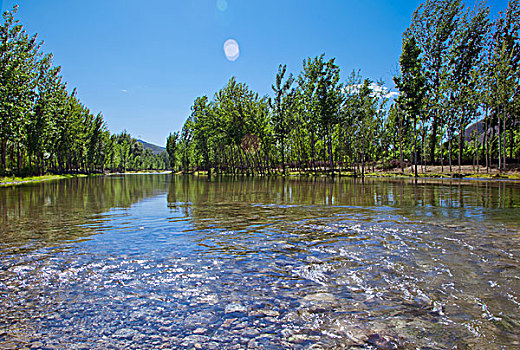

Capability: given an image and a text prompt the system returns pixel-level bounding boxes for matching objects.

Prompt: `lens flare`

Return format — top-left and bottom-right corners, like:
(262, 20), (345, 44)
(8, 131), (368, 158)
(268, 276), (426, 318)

(216, 0), (227, 12)
(223, 39), (240, 62)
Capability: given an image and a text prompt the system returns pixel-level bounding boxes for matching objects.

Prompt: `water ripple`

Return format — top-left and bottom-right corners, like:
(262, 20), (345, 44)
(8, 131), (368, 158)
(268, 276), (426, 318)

(1, 176), (519, 349)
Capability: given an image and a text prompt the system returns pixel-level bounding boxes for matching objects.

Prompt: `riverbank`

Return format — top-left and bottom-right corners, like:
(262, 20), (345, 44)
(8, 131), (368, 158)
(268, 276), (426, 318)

(2, 166), (519, 187)
(0, 171), (173, 187)
(0, 174), (91, 187)
(189, 165), (520, 180)
(371, 165), (520, 180)
(105, 170), (172, 175)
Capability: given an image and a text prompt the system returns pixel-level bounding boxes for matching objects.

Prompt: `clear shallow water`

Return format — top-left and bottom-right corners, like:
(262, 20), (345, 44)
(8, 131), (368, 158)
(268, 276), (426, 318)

(1, 175), (519, 349)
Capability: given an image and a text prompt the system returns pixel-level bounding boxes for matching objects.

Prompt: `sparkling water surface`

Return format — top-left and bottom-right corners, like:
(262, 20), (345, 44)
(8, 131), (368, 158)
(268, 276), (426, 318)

(1, 175), (519, 349)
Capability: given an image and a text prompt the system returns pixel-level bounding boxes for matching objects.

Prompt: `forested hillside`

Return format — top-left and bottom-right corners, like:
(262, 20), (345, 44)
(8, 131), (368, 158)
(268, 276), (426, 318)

(0, 7), (168, 176)
(168, 0), (520, 176)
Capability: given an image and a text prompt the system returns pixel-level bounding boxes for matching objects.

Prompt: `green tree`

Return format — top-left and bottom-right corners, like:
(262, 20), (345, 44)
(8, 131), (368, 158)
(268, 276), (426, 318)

(190, 96), (214, 173)
(0, 6), (41, 174)
(448, 2), (490, 170)
(394, 35), (427, 178)
(410, 0), (463, 165)
(27, 54), (62, 174)
(316, 57), (343, 175)
(270, 64), (295, 174)
(489, 0), (520, 170)
(166, 132), (179, 171)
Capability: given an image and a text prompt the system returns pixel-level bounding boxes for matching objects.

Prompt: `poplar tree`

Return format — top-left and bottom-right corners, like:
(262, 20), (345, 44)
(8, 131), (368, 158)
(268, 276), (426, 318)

(166, 132), (179, 171)
(0, 6), (41, 173)
(410, 0), (463, 165)
(270, 64), (294, 174)
(316, 58), (343, 175)
(489, 0), (520, 170)
(394, 35), (427, 178)
(448, 2), (490, 170)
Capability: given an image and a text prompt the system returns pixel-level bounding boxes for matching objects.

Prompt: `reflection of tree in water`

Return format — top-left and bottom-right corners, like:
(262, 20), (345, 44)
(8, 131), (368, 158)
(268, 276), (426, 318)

(165, 176), (520, 350)
(0, 174), (170, 249)
(167, 176), (520, 234)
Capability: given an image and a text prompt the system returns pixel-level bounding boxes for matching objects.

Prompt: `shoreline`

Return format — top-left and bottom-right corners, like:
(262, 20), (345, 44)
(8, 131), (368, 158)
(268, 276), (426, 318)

(0, 171), (175, 187)
(0, 171), (174, 187)
(0, 174), (91, 187)
(188, 164), (520, 181)
(1, 167), (519, 187)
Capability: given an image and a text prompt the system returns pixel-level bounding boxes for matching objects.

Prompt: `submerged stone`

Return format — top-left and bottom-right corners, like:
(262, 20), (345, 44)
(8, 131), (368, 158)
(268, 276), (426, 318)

(112, 328), (139, 340)
(225, 303), (247, 314)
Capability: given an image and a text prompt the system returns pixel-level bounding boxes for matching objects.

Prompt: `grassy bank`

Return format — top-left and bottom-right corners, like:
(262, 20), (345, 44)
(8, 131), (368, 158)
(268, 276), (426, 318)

(0, 174), (91, 187)
(0, 170), (173, 187)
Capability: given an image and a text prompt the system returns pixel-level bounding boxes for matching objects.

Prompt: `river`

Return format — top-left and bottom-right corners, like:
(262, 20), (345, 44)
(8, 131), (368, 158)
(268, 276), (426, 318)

(1, 175), (519, 349)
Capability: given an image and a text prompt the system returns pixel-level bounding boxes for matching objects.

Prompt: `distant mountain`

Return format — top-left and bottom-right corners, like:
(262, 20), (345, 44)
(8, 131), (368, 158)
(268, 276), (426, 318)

(464, 119), (519, 143)
(137, 139), (166, 155)
(464, 120), (486, 142)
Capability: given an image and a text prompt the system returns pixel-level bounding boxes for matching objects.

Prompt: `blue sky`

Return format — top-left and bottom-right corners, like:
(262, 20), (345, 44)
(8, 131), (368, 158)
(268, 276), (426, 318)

(1, 0), (510, 146)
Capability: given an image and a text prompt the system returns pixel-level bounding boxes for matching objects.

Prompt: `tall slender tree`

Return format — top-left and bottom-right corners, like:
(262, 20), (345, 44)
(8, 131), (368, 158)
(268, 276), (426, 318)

(270, 64), (295, 174)
(410, 0), (463, 165)
(394, 35), (427, 178)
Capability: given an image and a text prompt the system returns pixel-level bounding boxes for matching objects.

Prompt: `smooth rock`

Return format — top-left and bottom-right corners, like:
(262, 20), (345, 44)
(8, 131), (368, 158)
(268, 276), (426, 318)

(193, 327), (207, 335)
(303, 292), (336, 303)
(112, 328), (139, 340)
(225, 303), (247, 314)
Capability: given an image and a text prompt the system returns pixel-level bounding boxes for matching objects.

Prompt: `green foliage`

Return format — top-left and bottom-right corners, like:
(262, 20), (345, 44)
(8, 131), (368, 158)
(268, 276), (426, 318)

(169, 1), (520, 175)
(0, 7), (166, 176)
(166, 132), (179, 170)
(270, 64), (295, 173)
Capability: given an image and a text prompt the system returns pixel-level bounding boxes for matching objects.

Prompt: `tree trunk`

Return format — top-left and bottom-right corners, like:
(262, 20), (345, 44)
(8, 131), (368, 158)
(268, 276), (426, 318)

(458, 125), (463, 172)
(503, 115), (507, 170)
(0, 139), (6, 174)
(352, 145), (357, 177)
(472, 138), (475, 173)
(441, 141), (444, 173)
(238, 148), (246, 175)
(484, 110), (489, 172)
(38, 152), (43, 175)
(399, 124), (404, 173)
(281, 137), (285, 175)
(448, 130), (452, 173)
(498, 114), (502, 171)
(327, 128), (334, 176)
(296, 137), (302, 174)
(310, 131), (316, 172)
(414, 117), (418, 178)
(264, 148), (270, 175)
(9, 145), (16, 174)
(477, 136), (480, 173)
(490, 123), (495, 171)
(362, 133), (365, 178)
(421, 125), (427, 174)
(429, 109), (439, 165)
(244, 151), (252, 176)
(16, 143), (22, 175)
(322, 134), (327, 172)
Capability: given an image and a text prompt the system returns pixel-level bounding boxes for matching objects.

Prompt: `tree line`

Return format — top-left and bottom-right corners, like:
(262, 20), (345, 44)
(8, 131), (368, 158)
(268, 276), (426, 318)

(168, 0), (520, 176)
(0, 6), (168, 176)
